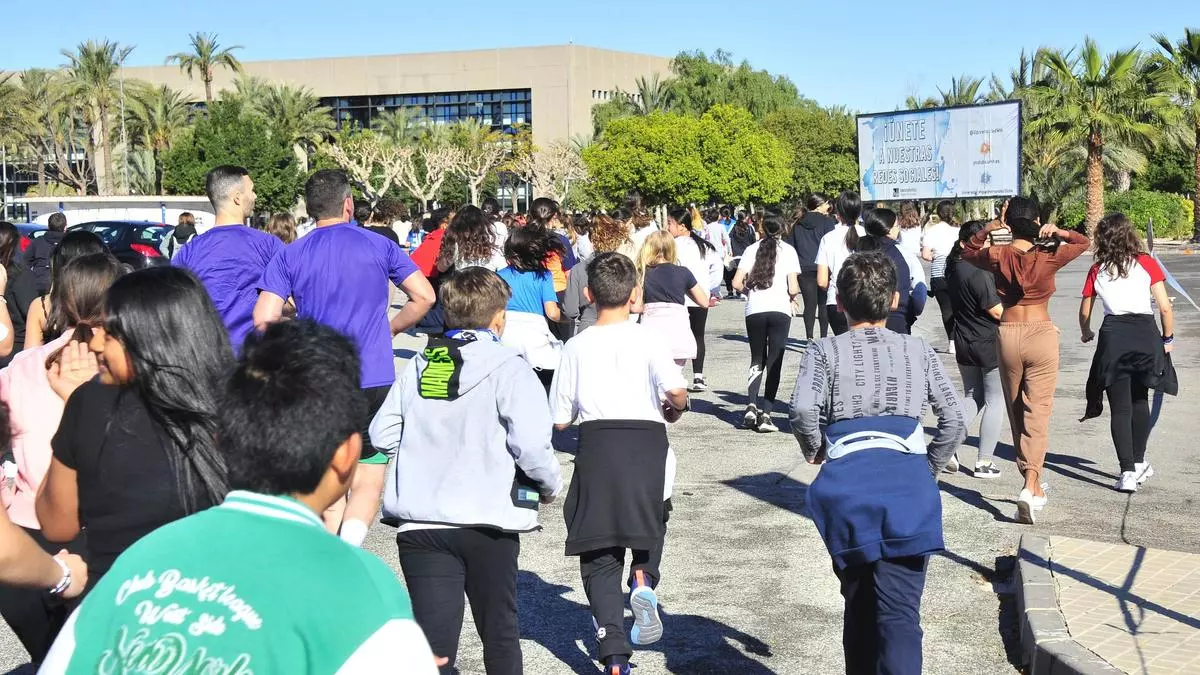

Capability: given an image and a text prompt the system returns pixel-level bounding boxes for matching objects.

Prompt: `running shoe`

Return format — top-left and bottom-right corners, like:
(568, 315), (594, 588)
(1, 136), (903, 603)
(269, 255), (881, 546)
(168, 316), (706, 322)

(689, 376), (708, 392)
(756, 412), (779, 433)
(1016, 489), (1036, 524)
(973, 462), (1001, 479)
(629, 577), (663, 645)
(743, 405), (760, 430)
(942, 454), (960, 474)
(1135, 462), (1154, 485)
(1115, 471), (1139, 493)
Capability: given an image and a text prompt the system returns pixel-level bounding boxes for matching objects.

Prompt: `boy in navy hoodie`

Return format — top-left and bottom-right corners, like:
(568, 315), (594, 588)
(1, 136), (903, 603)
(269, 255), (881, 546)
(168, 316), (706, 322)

(370, 267), (563, 675)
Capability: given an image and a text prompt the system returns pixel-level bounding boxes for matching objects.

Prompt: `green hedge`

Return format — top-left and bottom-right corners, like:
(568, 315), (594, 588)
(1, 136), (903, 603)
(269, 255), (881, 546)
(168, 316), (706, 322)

(1057, 190), (1194, 239)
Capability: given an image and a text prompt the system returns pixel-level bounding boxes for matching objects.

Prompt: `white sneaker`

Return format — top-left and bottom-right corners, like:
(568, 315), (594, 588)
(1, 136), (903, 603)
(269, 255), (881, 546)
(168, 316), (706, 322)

(1135, 462), (1154, 485)
(1032, 493), (1048, 511)
(1115, 471), (1139, 493)
(1016, 489), (1036, 524)
(756, 413), (779, 433)
(742, 405), (760, 430)
(942, 454), (960, 474)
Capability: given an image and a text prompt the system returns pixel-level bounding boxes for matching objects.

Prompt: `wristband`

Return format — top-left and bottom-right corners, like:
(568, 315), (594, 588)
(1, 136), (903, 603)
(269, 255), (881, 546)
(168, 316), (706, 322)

(48, 556), (71, 596)
(1163, 335), (1175, 345)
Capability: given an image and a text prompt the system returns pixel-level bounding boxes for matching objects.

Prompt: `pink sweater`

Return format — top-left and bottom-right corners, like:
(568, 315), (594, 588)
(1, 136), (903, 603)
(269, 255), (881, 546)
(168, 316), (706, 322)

(1, 333), (71, 529)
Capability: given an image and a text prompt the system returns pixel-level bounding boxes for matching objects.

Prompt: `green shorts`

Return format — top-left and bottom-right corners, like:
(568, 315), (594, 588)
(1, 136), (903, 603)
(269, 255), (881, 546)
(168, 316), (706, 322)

(360, 385), (391, 464)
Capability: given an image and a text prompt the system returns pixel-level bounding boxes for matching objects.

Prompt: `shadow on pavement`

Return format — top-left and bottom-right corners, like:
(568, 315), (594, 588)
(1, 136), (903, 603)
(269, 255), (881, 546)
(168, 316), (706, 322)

(939, 482), (1014, 523)
(720, 471), (812, 522)
(517, 571), (776, 674)
(1044, 451), (1118, 487)
(935, 552), (1024, 670)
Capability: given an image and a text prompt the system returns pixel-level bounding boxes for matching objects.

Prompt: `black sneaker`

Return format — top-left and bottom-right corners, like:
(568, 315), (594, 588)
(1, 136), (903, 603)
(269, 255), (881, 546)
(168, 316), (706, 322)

(972, 462), (1001, 479)
(689, 376), (708, 392)
(756, 412), (779, 433)
(742, 405), (760, 429)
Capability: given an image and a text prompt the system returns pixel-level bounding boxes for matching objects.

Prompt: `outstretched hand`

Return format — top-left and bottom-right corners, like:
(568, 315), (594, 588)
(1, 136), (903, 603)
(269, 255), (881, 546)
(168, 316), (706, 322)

(48, 341), (99, 401)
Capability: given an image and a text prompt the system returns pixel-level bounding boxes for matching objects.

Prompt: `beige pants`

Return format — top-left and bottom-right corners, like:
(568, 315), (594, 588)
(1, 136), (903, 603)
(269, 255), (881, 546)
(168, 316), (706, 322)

(997, 322), (1060, 482)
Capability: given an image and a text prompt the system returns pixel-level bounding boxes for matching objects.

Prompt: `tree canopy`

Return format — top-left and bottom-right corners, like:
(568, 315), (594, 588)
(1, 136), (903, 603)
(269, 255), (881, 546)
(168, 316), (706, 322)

(762, 103), (858, 198)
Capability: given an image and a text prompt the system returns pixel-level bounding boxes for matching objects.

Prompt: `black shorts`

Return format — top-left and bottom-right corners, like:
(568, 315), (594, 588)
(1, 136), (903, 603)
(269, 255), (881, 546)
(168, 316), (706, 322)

(360, 385), (391, 464)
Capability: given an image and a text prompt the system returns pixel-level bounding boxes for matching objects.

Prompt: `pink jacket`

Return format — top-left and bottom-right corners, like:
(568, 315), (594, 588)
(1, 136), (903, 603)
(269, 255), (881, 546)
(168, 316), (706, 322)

(1, 333), (71, 529)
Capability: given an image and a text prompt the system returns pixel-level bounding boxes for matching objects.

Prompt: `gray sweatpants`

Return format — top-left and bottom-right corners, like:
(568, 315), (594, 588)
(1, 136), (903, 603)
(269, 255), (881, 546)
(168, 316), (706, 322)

(958, 364), (1003, 464)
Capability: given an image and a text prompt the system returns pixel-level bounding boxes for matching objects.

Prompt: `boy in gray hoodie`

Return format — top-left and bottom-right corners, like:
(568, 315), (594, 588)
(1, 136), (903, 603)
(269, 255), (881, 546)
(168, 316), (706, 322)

(369, 267), (563, 675)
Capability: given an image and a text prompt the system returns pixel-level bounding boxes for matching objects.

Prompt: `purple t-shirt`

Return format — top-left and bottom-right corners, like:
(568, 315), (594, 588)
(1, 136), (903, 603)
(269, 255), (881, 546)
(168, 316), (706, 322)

(258, 222), (422, 388)
(173, 225), (283, 351)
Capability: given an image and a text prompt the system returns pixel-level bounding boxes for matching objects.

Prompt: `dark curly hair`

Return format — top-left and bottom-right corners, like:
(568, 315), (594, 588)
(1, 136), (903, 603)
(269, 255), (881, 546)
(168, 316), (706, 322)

(744, 217), (786, 292)
(504, 226), (552, 276)
(1093, 213), (1145, 279)
(438, 205), (497, 270)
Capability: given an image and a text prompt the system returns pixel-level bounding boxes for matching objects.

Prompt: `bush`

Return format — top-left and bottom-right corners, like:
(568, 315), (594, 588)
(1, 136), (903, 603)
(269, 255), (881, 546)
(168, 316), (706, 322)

(1057, 190), (1194, 239)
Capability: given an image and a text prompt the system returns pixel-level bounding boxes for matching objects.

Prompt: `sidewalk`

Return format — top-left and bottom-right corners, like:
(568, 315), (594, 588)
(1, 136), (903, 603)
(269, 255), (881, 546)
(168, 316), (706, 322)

(1018, 534), (1200, 675)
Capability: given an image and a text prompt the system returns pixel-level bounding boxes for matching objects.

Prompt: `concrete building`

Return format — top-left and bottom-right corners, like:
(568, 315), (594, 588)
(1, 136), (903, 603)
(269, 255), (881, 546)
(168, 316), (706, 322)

(122, 44), (672, 148)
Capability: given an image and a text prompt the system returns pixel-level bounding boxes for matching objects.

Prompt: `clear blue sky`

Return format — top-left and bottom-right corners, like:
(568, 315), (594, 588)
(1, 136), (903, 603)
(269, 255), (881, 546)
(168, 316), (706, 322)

(1, 0), (1195, 113)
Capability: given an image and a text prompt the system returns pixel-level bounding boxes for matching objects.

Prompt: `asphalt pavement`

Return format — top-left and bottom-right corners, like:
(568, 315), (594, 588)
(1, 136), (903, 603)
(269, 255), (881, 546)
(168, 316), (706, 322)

(3, 251), (1198, 674)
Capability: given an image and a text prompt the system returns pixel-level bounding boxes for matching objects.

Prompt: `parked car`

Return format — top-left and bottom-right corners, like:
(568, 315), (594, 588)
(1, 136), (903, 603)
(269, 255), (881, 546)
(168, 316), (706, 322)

(69, 220), (175, 269)
(16, 223), (49, 257)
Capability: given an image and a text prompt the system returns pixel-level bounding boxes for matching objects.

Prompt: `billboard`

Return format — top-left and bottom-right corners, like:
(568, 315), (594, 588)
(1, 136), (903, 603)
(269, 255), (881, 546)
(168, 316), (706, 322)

(857, 101), (1021, 201)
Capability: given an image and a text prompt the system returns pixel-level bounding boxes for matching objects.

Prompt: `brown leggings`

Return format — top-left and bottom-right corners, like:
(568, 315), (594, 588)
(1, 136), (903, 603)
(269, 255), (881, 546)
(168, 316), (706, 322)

(997, 322), (1060, 482)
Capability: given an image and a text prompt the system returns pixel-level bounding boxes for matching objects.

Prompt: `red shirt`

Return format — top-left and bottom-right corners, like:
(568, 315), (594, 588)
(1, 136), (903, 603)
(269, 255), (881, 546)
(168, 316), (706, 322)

(409, 228), (446, 278)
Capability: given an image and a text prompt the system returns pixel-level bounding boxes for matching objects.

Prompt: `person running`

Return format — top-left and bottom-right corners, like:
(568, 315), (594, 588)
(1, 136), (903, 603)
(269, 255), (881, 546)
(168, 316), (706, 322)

(36, 267), (232, 590)
(625, 191), (658, 258)
(815, 191), (864, 336)
(22, 231), (108, 350)
(732, 216), (800, 433)
(638, 231), (710, 369)
(482, 197), (510, 263)
(963, 196), (1089, 523)
(40, 320), (439, 674)
(790, 251), (967, 675)
(786, 194), (837, 339)
(254, 169), (436, 547)
(854, 207), (928, 334)
(437, 205), (506, 272)
(497, 227), (565, 389)
(370, 268), (563, 675)
(173, 165), (282, 353)
(167, 211), (197, 259)
(922, 200), (961, 352)
(1079, 213), (1177, 493)
(410, 207), (456, 278)
(0, 223), (40, 366)
(564, 213), (637, 333)
(666, 208), (718, 392)
(25, 212), (67, 295)
(725, 212), (758, 299)
(0, 253), (122, 662)
(943, 220), (1006, 478)
(550, 252), (690, 675)
(896, 202), (924, 258)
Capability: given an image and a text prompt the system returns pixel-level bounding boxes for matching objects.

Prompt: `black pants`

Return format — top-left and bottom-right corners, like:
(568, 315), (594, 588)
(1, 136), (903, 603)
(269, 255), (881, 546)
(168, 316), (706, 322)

(397, 528), (522, 675)
(799, 272), (828, 339)
(1106, 378), (1151, 472)
(746, 311), (790, 410)
(835, 555), (928, 675)
(930, 278), (955, 342)
(828, 305), (849, 336)
(0, 527), (84, 664)
(724, 266), (738, 296)
(687, 306), (708, 373)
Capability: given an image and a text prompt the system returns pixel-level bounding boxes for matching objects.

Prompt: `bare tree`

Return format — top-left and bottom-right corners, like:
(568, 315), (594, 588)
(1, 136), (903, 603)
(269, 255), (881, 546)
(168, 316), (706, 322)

(452, 120), (507, 206)
(322, 133), (406, 207)
(397, 142), (464, 210)
(513, 140), (588, 204)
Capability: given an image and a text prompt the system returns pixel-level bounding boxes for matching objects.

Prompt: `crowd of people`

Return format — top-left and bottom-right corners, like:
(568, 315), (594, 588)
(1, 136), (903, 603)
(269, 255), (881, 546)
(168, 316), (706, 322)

(0, 162), (1181, 674)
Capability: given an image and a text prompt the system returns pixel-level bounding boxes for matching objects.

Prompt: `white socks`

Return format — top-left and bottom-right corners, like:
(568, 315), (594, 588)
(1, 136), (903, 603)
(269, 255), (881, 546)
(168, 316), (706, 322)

(338, 519), (369, 547)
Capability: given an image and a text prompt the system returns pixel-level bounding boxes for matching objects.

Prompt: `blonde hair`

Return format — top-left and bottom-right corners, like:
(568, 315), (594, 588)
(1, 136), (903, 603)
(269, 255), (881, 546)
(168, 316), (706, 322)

(637, 230), (677, 286)
(266, 213), (297, 245)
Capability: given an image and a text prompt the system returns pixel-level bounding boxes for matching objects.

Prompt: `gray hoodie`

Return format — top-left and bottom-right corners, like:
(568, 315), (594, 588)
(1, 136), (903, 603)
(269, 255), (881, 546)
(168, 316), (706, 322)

(370, 331), (563, 533)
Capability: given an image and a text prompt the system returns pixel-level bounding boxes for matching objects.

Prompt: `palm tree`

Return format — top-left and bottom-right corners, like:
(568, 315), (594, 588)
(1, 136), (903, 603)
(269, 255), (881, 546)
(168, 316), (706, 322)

(256, 84), (335, 171)
(61, 40), (134, 195)
(1151, 29), (1200, 239)
(372, 108), (426, 145)
(1029, 39), (1174, 227)
(126, 84), (192, 193)
(903, 94), (938, 110)
(937, 75), (986, 106)
(166, 32), (243, 107)
(222, 73), (269, 106)
(632, 74), (675, 115)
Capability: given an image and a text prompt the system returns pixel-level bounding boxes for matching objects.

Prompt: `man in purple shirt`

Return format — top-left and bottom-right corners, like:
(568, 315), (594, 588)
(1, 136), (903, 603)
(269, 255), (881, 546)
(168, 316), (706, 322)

(173, 165), (281, 353)
(254, 169), (435, 547)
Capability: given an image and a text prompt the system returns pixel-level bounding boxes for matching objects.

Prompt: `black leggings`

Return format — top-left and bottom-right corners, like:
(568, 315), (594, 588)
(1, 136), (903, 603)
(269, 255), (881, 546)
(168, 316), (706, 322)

(688, 306), (708, 373)
(798, 271), (828, 339)
(746, 311), (791, 410)
(827, 305), (849, 336)
(724, 266), (738, 295)
(931, 278), (955, 341)
(1106, 378), (1150, 473)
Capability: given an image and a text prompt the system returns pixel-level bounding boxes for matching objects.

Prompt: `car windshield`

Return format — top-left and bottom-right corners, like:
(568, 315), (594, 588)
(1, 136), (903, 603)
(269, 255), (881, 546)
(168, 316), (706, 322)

(135, 226), (172, 245)
(82, 224), (172, 246)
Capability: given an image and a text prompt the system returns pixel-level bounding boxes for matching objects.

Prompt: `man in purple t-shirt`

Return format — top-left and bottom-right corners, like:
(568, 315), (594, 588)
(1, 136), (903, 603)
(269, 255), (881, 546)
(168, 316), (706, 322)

(254, 169), (435, 547)
(174, 165), (282, 353)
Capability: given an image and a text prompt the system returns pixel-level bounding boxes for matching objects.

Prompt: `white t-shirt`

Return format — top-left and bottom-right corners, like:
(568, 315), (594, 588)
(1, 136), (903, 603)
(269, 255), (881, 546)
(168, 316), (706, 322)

(897, 227), (923, 258)
(815, 224), (864, 305)
(704, 221), (731, 257)
(675, 235), (713, 307)
(629, 224), (657, 258)
(1083, 255), (1165, 316)
(737, 240), (802, 316)
(921, 222), (960, 278)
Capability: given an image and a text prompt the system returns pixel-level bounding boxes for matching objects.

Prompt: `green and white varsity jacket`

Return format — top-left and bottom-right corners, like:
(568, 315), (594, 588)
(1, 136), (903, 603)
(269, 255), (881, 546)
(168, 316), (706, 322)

(40, 491), (436, 674)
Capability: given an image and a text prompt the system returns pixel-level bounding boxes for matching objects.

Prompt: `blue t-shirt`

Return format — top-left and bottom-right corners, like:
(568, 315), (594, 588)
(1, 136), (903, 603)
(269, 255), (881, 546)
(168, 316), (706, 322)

(174, 225), (283, 352)
(259, 222), (422, 389)
(497, 266), (557, 315)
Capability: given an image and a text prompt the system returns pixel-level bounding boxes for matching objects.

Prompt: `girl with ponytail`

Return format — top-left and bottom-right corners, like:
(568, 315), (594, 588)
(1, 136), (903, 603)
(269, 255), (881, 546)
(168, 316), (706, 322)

(815, 191), (864, 335)
(666, 207), (719, 391)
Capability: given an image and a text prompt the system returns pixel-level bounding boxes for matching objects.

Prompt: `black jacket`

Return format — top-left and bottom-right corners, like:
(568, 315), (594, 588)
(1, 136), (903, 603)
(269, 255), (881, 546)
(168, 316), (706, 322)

(787, 212), (837, 274)
(25, 230), (64, 295)
(729, 226), (757, 259)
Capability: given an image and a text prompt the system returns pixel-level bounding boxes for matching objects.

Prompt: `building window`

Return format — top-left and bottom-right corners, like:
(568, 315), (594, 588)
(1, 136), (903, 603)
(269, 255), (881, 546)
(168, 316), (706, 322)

(321, 88), (532, 133)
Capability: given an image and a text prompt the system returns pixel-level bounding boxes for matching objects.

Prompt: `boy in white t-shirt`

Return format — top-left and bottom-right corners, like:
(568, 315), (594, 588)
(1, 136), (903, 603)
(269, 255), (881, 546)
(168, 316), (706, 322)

(549, 252), (689, 675)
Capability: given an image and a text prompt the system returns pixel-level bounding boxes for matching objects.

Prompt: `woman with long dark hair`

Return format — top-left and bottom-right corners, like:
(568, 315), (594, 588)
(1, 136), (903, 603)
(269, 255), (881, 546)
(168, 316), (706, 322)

(22, 230), (108, 350)
(733, 217), (800, 432)
(1079, 213), (1177, 493)
(854, 208), (927, 334)
(946, 221), (1004, 478)
(786, 194), (837, 339)
(666, 207), (719, 392)
(922, 200), (960, 352)
(497, 226), (564, 388)
(437, 205), (505, 272)
(0, 223), (40, 366)
(964, 196), (1089, 523)
(35, 267), (233, 589)
(815, 192), (864, 336)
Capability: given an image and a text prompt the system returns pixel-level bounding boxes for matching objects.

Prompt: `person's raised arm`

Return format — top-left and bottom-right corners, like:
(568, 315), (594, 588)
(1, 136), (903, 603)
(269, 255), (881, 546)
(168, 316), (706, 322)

(923, 345), (968, 474)
(789, 342), (829, 463)
(1045, 224), (1090, 265)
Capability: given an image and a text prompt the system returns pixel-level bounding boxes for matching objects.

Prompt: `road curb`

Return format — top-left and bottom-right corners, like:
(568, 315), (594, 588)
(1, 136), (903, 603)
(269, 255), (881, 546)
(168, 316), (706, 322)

(1016, 534), (1125, 675)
